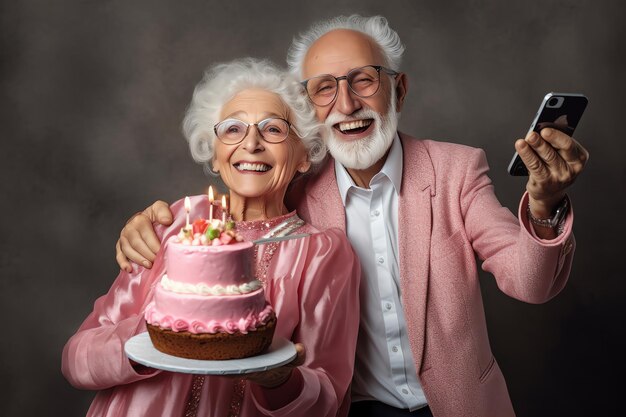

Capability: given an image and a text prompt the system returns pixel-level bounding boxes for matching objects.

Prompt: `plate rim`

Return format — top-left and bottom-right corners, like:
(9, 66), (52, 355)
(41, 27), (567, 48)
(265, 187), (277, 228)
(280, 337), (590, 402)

(124, 332), (296, 375)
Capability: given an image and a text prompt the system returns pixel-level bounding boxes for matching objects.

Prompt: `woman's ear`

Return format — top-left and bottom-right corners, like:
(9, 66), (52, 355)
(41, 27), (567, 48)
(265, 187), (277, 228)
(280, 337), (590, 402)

(211, 158), (220, 173)
(298, 160), (312, 174)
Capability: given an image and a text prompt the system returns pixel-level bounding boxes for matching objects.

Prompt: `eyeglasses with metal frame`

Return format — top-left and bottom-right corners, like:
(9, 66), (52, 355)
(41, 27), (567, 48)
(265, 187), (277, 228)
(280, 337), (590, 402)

(301, 65), (399, 107)
(213, 117), (292, 145)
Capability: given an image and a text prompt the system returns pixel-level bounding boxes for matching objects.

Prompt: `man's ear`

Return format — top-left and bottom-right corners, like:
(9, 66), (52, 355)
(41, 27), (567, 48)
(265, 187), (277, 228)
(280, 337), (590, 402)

(394, 73), (408, 112)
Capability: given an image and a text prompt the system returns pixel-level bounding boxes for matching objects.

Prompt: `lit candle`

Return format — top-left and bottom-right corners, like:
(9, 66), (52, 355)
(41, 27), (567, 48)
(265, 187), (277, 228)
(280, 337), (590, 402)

(221, 195), (227, 223)
(184, 196), (191, 229)
(208, 186), (214, 221)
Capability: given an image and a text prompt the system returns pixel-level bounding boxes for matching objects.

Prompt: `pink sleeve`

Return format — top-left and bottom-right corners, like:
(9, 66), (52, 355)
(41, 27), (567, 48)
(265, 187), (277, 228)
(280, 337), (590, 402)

(461, 149), (575, 303)
(251, 228), (361, 417)
(61, 255), (167, 389)
(61, 199), (192, 389)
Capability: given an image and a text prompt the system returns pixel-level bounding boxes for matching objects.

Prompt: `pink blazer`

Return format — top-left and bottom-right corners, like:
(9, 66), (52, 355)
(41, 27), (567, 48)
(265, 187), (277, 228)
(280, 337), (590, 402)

(287, 133), (575, 417)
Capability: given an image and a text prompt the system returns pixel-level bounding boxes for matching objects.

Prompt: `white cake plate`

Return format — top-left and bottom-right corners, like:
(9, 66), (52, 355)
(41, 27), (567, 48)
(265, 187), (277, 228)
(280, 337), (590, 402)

(125, 332), (297, 375)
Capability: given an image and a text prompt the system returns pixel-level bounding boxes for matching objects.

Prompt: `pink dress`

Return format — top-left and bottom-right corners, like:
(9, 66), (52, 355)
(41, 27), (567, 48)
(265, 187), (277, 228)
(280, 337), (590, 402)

(62, 195), (361, 417)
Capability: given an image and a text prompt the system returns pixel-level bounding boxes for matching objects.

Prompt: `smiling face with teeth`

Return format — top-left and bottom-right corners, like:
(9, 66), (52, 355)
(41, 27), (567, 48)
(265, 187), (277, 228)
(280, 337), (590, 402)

(212, 88), (311, 219)
(302, 29), (408, 177)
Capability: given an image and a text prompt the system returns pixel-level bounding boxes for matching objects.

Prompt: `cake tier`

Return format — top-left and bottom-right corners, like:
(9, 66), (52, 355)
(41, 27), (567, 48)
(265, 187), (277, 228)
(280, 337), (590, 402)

(146, 314), (276, 360)
(145, 285), (274, 334)
(165, 238), (254, 287)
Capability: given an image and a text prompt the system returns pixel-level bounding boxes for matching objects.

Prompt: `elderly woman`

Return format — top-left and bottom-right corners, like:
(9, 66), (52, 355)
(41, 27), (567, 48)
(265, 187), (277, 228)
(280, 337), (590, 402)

(62, 58), (360, 417)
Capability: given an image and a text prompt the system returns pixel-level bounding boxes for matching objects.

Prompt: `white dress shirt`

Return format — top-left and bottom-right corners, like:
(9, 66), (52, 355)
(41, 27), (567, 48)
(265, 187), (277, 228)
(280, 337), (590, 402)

(335, 134), (428, 410)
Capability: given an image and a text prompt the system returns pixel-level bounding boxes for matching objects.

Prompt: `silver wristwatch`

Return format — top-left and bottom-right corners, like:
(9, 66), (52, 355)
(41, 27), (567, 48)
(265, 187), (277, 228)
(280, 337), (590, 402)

(527, 198), (569, 229)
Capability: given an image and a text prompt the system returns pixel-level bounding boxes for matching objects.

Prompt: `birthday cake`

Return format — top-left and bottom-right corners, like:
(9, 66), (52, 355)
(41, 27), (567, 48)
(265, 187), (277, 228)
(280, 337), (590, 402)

(144, 217), (276, 360)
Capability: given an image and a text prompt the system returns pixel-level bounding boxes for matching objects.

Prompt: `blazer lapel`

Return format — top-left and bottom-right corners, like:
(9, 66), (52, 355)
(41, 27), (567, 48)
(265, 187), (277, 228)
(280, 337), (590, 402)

(302, 157), (346, 232)
(397, 134), (435, 374)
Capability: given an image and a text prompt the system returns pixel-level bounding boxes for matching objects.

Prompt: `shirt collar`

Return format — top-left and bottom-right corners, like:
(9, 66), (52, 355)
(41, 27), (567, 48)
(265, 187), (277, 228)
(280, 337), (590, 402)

(335, 132), (403, 206)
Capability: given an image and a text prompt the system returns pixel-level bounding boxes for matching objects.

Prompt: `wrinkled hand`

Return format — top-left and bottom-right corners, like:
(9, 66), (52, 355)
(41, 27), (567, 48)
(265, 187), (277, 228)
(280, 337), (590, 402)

(515, 127), (589, 218)
(116, 200), (173, 272)
(243, 343), (306, 388)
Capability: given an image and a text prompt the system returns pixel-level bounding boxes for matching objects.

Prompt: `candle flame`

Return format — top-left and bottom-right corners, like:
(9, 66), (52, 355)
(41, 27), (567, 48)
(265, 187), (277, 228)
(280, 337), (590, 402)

(221, 195), (227, 208)
(184, 196), (191, 211)
(208, 186), (214, 201)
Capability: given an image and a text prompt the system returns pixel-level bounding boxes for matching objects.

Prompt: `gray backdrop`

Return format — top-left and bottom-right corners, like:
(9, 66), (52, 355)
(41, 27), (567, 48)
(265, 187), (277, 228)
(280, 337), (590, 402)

(1, 0), (624, 416)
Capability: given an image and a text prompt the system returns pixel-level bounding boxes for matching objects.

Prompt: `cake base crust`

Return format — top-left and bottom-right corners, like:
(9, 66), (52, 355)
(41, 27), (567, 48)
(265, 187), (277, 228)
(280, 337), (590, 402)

(146, 314), (277, 360)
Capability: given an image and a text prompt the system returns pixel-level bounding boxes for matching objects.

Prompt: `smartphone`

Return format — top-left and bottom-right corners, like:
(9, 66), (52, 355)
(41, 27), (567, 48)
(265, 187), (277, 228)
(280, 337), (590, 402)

(507, 92), (588, 176)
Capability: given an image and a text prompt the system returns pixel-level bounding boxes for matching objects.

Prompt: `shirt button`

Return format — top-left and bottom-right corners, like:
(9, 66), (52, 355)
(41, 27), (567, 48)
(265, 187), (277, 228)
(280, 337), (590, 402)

(371, 209), (380, 217)
(402, 388), (409, 395)
(385, 302), (392, 310)
(392, 346), (399, 353)
(377, 257), (385, 264)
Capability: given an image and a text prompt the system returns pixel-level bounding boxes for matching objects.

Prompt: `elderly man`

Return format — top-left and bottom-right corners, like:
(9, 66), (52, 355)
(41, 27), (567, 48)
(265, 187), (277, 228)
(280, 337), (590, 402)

(115, 15), (588, 417)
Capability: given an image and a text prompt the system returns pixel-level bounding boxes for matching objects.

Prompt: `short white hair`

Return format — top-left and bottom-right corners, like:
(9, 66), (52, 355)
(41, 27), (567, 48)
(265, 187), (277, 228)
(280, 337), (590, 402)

(182, 58), (326, 175)
(287, 15), (405, 78)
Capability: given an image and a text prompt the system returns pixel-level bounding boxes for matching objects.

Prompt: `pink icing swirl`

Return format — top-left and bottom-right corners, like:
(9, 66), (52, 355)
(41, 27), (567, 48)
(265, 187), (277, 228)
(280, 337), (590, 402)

(237, 318), (251, 334)
(206, 320), (221, 333)
(160, 316), (173, 329)
(225, 321), (239, 334)
(190, 320), (207, 333)
(172, 319), (189, 332)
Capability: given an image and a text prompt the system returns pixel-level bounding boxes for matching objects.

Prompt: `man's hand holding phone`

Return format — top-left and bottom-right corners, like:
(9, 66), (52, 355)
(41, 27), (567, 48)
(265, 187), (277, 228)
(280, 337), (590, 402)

(507, 92), (589, 239)
(515, 127), (589, 220)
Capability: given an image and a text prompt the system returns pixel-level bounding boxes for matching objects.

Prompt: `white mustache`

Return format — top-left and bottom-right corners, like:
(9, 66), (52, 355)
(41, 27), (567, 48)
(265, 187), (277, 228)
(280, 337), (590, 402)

(324, 108), (381, 129)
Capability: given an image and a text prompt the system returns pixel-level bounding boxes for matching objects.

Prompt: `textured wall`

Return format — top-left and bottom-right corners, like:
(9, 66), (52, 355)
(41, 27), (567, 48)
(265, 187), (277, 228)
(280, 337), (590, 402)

(1, 0), (624, 416)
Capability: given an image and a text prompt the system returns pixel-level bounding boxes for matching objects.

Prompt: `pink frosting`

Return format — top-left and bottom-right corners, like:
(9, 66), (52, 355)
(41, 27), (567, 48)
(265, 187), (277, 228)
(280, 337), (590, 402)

(144, 235), (276, 335)
(145, 301), (274, 334)
(165, 237), (253, 287)
(145, 286), (274, 334)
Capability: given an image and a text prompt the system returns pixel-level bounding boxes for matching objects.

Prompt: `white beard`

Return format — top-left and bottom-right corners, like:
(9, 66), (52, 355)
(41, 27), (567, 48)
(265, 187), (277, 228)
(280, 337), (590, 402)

(324, 89), (399, 170)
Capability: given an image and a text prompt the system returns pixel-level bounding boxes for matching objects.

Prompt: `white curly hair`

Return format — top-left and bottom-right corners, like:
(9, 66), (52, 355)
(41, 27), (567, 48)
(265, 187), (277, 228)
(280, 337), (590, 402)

(182, 58), (327, 175)
(287, 14), (405, 78)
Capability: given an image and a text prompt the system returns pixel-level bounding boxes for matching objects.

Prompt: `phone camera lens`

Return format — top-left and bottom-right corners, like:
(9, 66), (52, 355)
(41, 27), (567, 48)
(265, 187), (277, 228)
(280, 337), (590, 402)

(548, 98), (559, 106)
